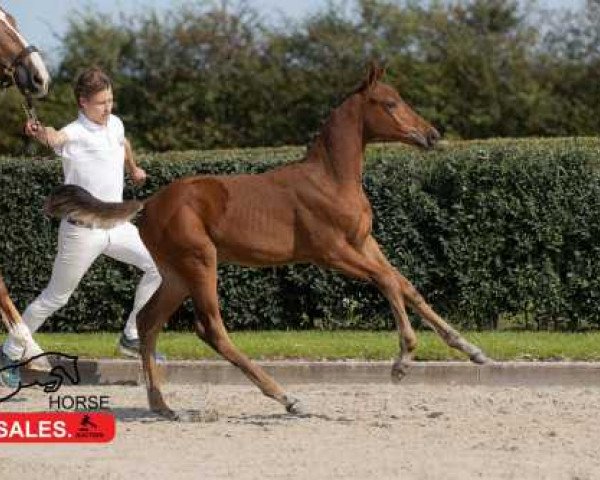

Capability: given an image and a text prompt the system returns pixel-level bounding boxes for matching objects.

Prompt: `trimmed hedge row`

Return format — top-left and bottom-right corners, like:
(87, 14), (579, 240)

(1, 138), (599, 332)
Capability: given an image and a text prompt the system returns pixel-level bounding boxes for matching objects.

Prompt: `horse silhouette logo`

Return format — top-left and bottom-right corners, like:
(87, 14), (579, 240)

(0, 352), (80, 402)
(79, 413), (98, 431)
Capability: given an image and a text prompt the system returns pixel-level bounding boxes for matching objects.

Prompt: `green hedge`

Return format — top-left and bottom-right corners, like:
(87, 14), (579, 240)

(1, 138), (599, 332)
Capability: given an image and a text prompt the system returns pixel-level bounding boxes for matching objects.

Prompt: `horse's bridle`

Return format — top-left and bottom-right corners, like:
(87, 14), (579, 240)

(0, 12), (46, 141)
(0, 44), (42, 128)
(0, 44), (39, 89)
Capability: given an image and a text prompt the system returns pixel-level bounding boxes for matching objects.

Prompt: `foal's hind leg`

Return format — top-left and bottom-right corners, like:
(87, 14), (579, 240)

(180, 247), (303, 414)
(137, 272), (188, 420)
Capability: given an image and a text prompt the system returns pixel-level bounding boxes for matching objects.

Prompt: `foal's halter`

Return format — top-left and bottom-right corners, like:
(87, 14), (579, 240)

(0, 44), (40, 89)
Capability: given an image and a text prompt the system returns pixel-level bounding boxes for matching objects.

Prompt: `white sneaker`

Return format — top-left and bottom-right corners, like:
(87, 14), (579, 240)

(22, 339), (51, 372)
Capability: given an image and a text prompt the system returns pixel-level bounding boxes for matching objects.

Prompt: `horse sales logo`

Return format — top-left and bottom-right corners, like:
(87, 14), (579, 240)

(0, 412), (115, 443)
(0, 352), (115, 443)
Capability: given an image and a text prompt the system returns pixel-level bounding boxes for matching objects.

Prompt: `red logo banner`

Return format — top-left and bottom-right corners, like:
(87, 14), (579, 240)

(0, 412), (115, 443)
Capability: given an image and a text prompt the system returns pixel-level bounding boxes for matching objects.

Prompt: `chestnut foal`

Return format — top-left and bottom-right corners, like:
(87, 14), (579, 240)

(46, 66), (489, 419)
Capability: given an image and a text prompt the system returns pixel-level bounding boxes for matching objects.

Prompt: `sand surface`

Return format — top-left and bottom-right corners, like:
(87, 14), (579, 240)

(1, 382), (599, 479)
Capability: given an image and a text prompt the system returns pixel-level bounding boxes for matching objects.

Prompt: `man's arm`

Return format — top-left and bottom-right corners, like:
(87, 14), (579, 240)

(24, 120), (68, 150)
(124, 138), (147, 185)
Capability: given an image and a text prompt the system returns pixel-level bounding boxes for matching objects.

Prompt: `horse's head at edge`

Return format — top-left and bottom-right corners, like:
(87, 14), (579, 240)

(358, 63), (440, 149)
(0, 7), (50, 98)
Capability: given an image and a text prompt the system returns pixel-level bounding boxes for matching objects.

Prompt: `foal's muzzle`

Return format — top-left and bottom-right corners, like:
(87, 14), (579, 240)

(408, 127), (441, 149)
(426, 128), (441, 148)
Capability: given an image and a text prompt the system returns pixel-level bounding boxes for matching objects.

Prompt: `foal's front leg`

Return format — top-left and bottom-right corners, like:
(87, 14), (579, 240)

(323, 236), (489, 377)
(321, 237), (420, 379)
(362, 237), (489, 366)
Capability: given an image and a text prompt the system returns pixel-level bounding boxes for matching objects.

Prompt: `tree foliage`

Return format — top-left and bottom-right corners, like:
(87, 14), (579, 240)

(1, 0), (598, 154)
(2, 139), (600, 332)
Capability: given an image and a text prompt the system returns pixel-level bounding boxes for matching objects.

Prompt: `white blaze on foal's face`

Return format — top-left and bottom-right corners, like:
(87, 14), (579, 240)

(0, 8), (50, 97)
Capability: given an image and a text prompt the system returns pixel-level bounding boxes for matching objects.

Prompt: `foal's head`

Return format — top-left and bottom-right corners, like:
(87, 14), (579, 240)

(0, 7), (49, 97)
(358, 65), (440, 149)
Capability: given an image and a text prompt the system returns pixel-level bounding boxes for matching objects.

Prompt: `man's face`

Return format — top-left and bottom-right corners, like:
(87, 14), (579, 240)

(80, 87), (113, 125)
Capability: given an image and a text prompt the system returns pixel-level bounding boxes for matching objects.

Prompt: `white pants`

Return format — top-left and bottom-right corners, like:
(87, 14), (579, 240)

(3, 220), (161, 359)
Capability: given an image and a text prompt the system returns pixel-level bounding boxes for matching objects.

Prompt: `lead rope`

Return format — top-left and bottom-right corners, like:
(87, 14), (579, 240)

(21, 92), (54, 244)
(22, 93), (50, 150)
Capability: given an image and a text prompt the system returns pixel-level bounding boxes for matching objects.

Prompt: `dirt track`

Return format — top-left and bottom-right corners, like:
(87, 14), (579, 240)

(1, 382), (599, 480)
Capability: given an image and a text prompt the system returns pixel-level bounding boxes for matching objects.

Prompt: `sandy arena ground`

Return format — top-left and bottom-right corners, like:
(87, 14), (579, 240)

(1, 382), (599, 480)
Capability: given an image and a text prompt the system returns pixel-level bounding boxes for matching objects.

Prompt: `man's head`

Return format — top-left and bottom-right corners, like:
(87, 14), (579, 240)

(74, 67), (113, 125)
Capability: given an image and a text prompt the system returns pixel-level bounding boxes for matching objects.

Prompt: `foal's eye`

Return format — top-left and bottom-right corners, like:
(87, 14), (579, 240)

(383, 100), (397, 110)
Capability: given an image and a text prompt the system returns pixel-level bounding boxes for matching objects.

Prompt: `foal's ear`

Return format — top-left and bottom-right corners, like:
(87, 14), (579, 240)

(363, 62), (385, 92)
(354, 62), (385, 95)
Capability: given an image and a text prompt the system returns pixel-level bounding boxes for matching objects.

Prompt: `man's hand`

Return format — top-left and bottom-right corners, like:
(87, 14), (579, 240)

(130, 166), (147, 185)
(23, 120), (66, 149)
(24, 119), (42, 138)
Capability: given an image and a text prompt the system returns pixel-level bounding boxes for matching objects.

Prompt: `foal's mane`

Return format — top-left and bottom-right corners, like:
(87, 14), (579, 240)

(303, 81), (368, 157)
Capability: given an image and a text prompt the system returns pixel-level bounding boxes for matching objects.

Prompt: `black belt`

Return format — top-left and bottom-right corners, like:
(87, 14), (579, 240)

(66, 218), (92, 228)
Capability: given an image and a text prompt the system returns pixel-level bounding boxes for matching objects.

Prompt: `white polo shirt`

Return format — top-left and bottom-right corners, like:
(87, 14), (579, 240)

(55, 112), (126, 202)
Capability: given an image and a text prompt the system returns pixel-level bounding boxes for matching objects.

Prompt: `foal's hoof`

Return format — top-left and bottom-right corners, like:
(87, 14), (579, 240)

(152, 407), (180, 421)
(391, 360), (410, 382)
(470, 351), (491, 365)
(285, 397), (306, 415)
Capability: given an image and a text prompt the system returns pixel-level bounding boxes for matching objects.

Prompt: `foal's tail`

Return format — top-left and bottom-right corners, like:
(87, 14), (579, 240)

(44, 184), (144, 229)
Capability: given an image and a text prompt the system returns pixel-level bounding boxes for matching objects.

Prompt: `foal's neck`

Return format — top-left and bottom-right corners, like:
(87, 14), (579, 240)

(307, 94), (365, 187)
